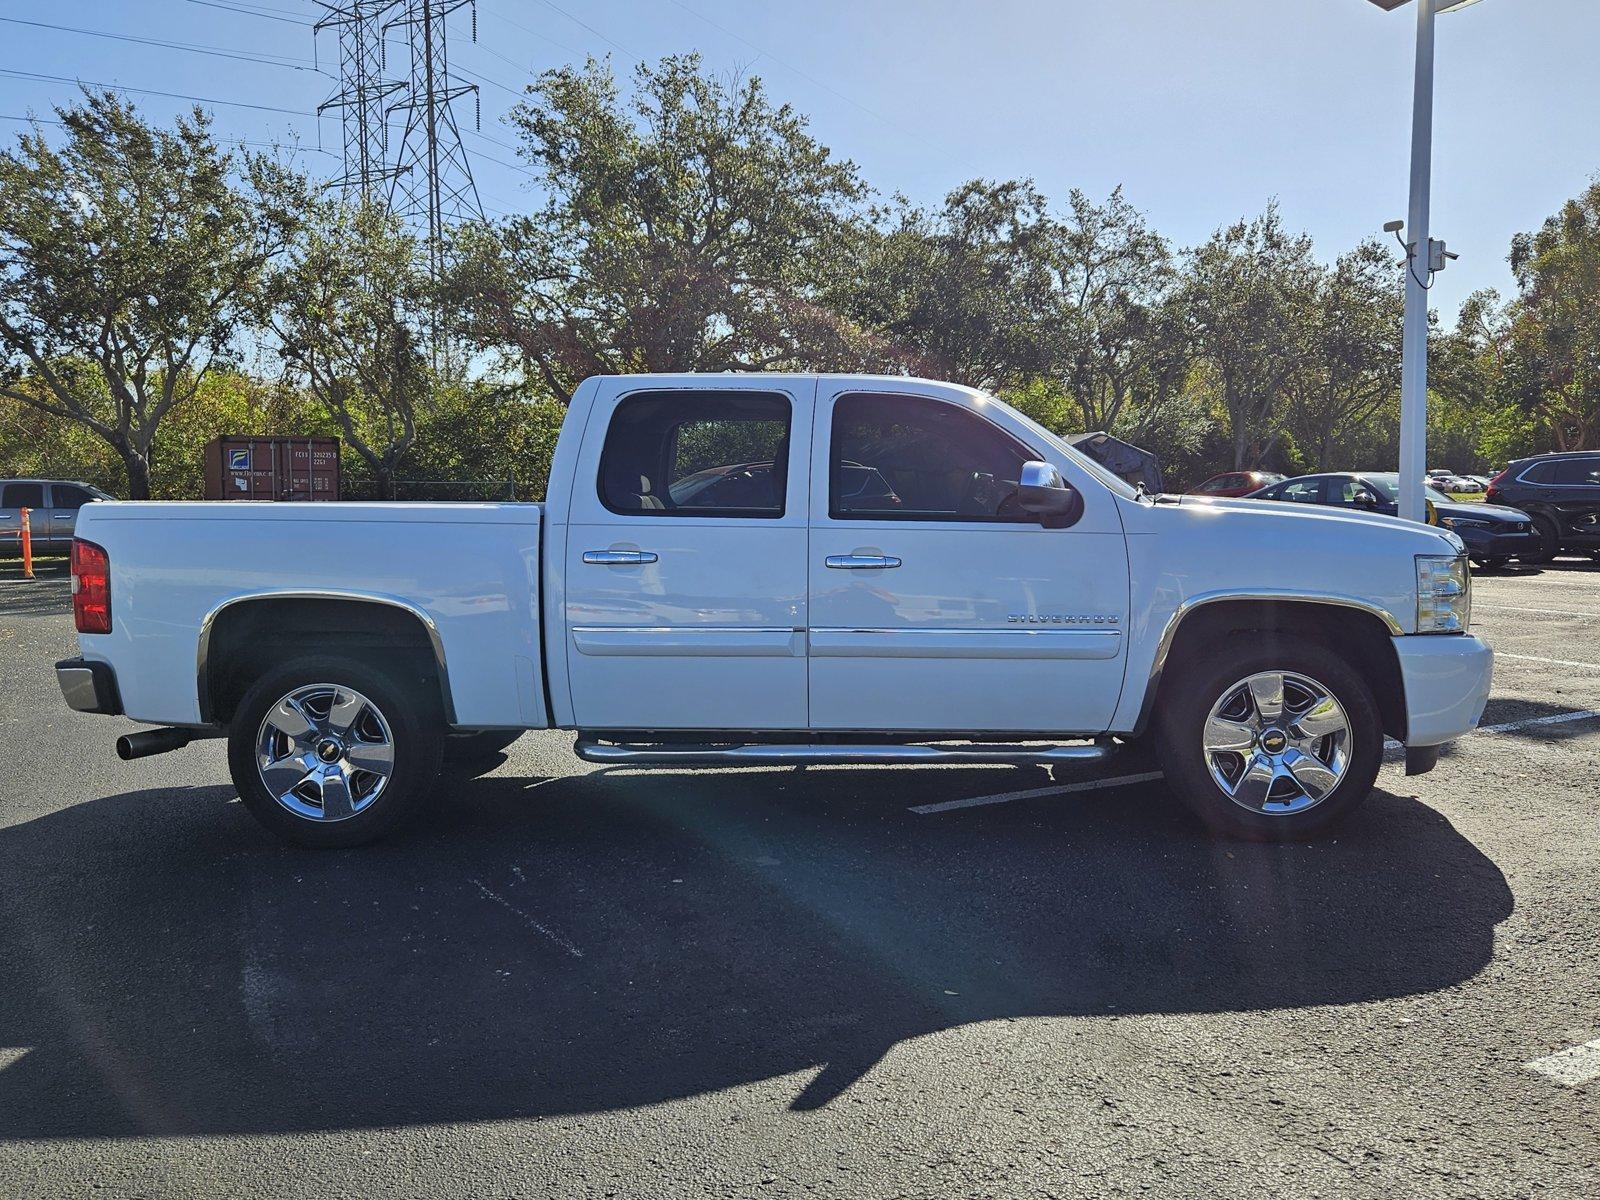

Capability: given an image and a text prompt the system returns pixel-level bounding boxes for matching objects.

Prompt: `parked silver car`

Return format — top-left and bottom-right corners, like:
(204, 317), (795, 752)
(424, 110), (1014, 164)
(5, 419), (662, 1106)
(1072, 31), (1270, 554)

(1, 479), (114, 554)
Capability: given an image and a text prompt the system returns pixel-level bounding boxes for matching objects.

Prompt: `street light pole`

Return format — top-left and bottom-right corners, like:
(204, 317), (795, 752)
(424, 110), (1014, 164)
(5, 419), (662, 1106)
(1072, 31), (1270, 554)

(1397, 0), (1436, 524)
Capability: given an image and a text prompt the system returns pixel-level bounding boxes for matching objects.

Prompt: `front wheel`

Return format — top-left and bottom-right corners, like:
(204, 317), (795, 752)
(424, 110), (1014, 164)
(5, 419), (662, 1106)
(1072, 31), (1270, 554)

(227, 653), (443, 848)
(1153, 638), (1383, 841)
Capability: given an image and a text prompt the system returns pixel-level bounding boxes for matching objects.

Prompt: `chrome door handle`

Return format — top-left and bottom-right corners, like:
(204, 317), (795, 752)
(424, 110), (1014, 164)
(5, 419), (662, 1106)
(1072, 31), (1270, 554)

(825, 554), (902, 570)
(53, 513), (73, 520)
(583, 550), (658, 565)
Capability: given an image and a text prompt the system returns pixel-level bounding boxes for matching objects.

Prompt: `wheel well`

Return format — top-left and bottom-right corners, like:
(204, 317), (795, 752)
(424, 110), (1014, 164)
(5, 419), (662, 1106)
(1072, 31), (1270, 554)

(200, 597), (453, 725)
(1156, 600), (1407, 743)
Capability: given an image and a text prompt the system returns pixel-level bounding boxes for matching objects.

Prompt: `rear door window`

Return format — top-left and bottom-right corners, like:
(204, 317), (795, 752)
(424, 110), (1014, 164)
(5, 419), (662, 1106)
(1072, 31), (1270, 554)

(2, 483), (45, 509)
(1552, 459), (1600, 486)
(598, 391), (791, 518)
(1279, 478), (1325, 504)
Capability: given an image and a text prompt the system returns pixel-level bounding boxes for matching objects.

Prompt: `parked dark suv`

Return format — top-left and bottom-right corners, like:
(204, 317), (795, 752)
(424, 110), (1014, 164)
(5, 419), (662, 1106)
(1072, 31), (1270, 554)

(1485, 452), (1600, 563)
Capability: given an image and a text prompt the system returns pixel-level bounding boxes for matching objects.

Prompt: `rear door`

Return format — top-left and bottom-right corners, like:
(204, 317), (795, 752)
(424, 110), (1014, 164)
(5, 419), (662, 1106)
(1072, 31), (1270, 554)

(561, 379), (813, 731)
(0, 481), (45, 552)
(806, 385), (1130, 734)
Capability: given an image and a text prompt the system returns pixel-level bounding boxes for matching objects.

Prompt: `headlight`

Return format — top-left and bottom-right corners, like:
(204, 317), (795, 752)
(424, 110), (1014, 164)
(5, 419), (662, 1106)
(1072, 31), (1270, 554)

(1416, 554), (1471, 633)
(1439, 516), (1490, 531)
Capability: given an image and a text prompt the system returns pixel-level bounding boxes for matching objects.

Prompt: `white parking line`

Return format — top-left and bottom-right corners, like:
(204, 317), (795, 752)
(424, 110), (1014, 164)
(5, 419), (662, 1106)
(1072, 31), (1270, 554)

(1526, 1039), (1600, 1087)
(1498, 652), (1600, 670)
(916, 709), (1600, 814)
(1478, 708), (1600, 734)
(1476, 604), (1597, 618)
(909, 771), (1163, 815)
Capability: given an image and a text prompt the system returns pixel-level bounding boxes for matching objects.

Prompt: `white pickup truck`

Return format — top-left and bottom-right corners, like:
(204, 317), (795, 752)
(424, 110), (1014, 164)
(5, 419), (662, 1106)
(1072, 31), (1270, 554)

(56, 373), (1492, 846)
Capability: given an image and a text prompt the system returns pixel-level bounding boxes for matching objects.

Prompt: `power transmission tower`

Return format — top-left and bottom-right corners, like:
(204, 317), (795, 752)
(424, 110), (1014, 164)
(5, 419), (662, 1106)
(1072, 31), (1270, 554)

(384, 0), (483, 276)
(313, 1), (404, 197)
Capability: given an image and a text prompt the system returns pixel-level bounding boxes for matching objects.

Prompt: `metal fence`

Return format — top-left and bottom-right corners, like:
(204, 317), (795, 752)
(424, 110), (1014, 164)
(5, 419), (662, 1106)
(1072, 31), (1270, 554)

(340, 479), (519, 502)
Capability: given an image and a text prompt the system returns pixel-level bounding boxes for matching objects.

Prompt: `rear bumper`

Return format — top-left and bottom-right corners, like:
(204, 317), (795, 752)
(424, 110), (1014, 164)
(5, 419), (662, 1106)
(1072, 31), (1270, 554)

(1394, 634), (1493, 748)
(56, 657), (122, 715)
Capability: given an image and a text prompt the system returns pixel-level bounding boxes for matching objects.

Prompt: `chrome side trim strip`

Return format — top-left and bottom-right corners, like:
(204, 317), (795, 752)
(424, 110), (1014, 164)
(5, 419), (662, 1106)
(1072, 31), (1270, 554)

(196, 589), (457, 724)
(570, 627), (805, 658)
(575, 740), (1113, 766)
(1131, 590), (1405, 737)
(809, 628), (1122, 660)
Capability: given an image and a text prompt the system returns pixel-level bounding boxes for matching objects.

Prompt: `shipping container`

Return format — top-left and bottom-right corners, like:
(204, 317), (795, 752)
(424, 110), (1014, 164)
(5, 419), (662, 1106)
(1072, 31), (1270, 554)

(202, 436), (341, 502)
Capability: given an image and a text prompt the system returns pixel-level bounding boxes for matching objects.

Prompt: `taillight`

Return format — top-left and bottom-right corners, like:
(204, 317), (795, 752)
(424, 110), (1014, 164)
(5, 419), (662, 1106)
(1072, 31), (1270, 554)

(1485, 468), (1509, 504)
(71, 538), (112, 634)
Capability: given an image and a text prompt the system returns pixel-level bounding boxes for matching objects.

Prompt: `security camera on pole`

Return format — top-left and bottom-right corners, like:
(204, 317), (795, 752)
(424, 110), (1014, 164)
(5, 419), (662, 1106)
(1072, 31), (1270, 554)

(1366, 0), (1483, 523)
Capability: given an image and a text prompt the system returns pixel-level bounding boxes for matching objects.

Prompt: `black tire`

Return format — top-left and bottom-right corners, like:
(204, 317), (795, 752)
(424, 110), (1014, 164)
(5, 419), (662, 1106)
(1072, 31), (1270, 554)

(227, 653), (443, 848)
(1153, 636), (1383, 841)
(1523, 514), (1560, 564)
(443, 729), (523, 761)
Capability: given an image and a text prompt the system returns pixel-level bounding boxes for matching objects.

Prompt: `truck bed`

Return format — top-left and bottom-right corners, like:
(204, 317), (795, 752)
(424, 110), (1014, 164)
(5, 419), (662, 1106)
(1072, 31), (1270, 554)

(73, 501), (547, 729)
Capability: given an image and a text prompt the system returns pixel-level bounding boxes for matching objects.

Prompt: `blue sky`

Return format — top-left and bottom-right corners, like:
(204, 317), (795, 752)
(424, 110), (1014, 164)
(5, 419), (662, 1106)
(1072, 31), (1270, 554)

(2, 0), (1596, 319)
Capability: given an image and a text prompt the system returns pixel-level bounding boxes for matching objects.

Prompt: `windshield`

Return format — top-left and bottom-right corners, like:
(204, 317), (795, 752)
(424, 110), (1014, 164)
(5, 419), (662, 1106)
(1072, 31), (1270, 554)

(992, 396), (1141, 500)
(1363, 474), (1452, 505)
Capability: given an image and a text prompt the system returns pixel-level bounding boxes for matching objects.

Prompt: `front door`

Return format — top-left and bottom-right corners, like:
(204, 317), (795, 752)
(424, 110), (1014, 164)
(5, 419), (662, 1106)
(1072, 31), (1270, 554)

(561, 380), (812, 731)
(46, 483), (98, 550)
(806, 386), (1131, 734)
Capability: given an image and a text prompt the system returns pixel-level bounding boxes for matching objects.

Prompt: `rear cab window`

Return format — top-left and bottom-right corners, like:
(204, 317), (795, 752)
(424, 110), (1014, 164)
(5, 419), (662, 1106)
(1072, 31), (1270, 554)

(2, 483), (45, 509)
(598, 391), (792, 518)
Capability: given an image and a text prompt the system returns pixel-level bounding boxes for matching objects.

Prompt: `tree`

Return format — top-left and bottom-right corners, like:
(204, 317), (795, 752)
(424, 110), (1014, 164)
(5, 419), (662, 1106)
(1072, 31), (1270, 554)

(1280, 240), (1403, 470)
(831, 179), (1057, 390)
(1182, 205), (1318, 469)
(0, 91), (301, 497)
(448, 55), (874, 402)
(1049, 187), (1186, 436)
(1508, 180), (1600, 451)
(263, 196), (434, 499)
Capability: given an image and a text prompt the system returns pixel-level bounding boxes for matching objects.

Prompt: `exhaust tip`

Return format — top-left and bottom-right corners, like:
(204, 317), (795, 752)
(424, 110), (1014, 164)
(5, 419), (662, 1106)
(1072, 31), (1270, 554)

(116, 728), (195, 761)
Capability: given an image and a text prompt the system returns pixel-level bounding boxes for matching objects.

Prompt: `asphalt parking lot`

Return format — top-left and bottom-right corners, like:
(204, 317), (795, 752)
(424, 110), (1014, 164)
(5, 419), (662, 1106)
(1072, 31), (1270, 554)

(2, 557), (1598, 1199)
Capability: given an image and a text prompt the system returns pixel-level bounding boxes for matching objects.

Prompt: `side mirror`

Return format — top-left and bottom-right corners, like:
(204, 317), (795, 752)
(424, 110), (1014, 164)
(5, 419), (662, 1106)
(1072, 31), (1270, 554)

(1016, 461), (1085, 529)
(1351, 489), (1379, 508)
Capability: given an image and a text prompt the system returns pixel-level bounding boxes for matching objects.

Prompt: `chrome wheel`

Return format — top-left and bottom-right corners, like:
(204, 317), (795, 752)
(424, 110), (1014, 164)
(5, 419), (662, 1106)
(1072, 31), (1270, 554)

(1202, 670), (1351, 815)
(254, 683), (396, 822)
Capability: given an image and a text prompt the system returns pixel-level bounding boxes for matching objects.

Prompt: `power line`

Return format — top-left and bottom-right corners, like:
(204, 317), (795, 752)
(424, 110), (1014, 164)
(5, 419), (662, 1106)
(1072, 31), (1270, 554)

(0, 112), (335, 155)
(0, 16), (324, 74)
(180, 0), (310, 25)
(664, 0), (939, 154)
(0, 69), (314, 117)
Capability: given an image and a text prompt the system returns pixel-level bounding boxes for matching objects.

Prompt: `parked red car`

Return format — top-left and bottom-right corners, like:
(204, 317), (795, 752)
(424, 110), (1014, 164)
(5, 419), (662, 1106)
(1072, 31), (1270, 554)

(1190, 470), (1285, 498)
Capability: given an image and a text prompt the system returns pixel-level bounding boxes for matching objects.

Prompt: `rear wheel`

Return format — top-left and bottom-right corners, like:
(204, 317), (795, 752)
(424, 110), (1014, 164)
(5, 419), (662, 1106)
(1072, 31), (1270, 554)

(1154, 637), (1383, 841)
(1523, 514), (1560, 564)
(227, 653), (443, 848)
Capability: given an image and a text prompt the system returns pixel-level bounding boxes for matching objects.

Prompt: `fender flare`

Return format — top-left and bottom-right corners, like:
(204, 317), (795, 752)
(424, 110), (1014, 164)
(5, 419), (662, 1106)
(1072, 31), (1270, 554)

(1131, 589), (1404, 737)
(195, 588), (456, 724)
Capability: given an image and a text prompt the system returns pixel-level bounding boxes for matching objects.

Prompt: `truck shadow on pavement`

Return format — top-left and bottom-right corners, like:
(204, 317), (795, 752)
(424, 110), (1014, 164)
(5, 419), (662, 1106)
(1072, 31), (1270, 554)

(0, 770), (1512, 1138)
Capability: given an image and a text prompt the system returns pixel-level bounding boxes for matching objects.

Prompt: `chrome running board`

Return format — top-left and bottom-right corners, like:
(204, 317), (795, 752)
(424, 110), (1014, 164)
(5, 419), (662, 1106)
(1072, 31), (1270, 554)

(574, 739), (1114, 767)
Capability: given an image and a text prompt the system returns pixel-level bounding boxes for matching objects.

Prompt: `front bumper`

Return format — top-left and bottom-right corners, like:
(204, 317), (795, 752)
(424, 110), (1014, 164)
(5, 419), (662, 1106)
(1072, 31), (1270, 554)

(56, 657), (122, 715)
(1393, 634), (1493, 748)
(1457, 527), (1537, 558)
